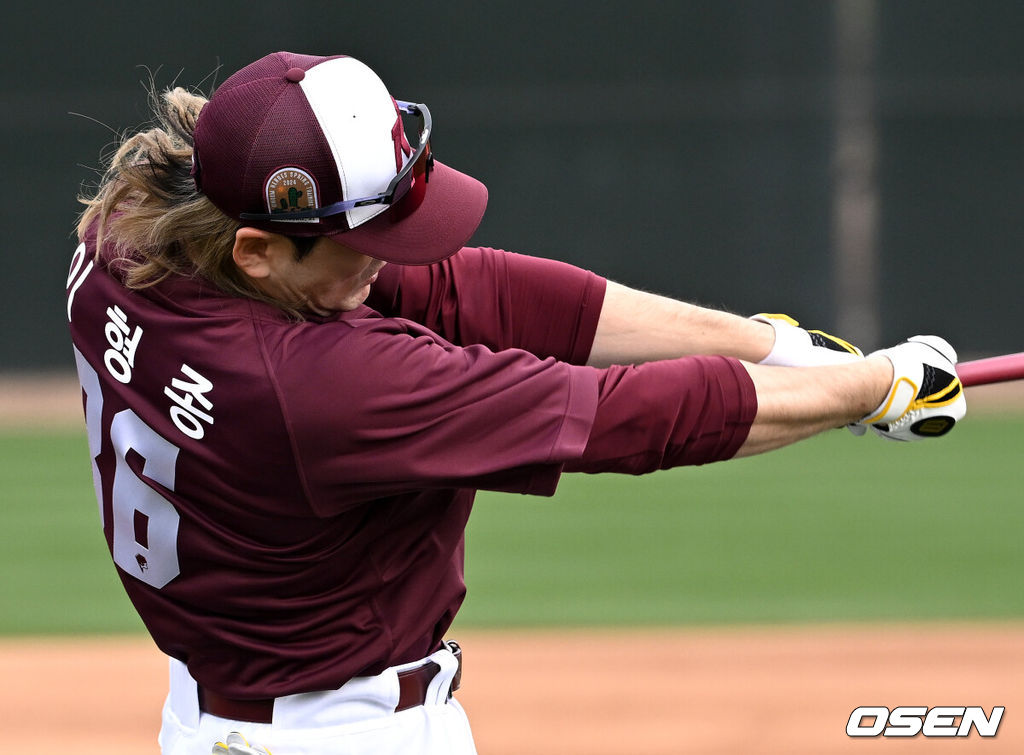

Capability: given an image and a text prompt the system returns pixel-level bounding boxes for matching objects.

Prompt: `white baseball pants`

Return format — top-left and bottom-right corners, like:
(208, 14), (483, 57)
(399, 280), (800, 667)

(158, 644), (477, 755)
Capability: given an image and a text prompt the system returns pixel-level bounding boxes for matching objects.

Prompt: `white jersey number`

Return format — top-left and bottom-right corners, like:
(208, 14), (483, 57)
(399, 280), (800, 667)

(73, 346), (182, 589)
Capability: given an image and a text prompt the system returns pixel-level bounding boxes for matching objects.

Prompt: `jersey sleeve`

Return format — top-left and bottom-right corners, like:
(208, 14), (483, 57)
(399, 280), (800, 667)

(366, 247), (606, 365)
(268, 317), (601, 515)
(268, 315), (756, 516)
(565, 355), (758, 474)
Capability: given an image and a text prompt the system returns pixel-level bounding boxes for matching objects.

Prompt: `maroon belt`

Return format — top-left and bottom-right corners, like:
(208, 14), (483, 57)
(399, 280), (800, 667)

(198, 643), (463, 724)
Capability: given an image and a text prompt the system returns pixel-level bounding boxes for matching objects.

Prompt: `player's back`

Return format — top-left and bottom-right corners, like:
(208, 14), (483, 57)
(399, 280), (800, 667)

(65, 228), (472, 697)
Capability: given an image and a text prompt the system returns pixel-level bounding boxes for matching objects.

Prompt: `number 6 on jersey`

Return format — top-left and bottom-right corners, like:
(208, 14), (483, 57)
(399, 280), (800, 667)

(74, 346), (182, 589)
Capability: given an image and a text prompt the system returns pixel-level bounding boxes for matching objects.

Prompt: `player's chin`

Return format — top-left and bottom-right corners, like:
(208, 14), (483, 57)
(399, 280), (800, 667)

(336, 283), (373, 311)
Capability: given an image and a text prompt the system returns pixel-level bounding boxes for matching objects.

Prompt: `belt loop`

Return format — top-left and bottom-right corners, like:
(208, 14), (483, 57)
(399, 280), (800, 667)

(445, 640), (462, 694)
(424, 642), (460, 706)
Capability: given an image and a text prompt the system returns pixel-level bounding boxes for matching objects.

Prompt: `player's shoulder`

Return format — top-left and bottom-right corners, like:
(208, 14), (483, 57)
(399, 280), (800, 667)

(261, 305), (443, 343)
(263, 307), (451, 372)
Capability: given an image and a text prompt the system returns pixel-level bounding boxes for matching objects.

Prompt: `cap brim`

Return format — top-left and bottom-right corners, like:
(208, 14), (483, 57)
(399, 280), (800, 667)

(326, 160), (487, 265)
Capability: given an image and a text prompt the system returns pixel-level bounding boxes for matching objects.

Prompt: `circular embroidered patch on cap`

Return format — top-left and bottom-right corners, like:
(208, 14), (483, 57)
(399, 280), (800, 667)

(264, 168), (319, 223)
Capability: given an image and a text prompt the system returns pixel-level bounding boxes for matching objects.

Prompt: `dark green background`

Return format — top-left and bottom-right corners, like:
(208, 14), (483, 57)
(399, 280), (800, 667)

(4, 1), (1023, 370)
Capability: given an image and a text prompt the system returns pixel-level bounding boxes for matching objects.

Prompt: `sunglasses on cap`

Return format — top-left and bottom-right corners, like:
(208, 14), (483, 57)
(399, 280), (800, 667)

(239, 101), (434, 222)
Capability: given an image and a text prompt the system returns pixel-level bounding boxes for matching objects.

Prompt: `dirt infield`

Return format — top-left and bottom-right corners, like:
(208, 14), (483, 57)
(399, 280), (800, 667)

(2, 624), (1022, 754)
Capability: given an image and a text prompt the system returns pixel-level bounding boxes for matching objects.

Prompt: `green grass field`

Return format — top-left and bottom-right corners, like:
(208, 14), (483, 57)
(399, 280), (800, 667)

(2, 417), (1021, 635)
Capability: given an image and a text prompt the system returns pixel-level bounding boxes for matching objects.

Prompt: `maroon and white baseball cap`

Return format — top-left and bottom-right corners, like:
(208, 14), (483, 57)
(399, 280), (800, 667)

(192, 51), (487, 265)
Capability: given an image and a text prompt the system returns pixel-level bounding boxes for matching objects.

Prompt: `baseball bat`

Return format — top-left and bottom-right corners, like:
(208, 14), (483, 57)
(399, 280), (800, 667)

(957, 352), (1024, 387)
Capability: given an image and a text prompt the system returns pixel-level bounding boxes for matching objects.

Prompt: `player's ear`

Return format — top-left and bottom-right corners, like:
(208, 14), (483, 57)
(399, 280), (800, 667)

(232, 227), (287, 280)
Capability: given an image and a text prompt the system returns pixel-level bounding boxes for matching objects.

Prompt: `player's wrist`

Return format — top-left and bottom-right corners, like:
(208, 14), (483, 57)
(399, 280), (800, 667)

(750, 317), (776, 362)
(860, 355), (896, 417)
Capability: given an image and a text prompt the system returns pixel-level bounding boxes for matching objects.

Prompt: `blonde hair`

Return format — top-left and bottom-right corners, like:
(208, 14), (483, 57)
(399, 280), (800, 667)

(78, 86), (293, 312)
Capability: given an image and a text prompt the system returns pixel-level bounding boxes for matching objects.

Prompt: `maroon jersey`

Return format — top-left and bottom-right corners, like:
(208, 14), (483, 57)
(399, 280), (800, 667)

(65, 228), (755, 698)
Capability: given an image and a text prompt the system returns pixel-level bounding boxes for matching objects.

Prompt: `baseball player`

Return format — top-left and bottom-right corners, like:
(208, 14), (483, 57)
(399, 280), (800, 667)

(66, 51), (965, 755)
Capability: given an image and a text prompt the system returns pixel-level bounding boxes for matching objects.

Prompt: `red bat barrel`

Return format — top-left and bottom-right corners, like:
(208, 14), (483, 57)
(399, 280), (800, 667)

(957, 352), (1024, 387)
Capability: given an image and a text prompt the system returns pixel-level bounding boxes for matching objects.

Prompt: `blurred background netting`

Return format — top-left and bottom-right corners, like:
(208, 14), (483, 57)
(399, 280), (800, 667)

(3, 0), (1022, 372)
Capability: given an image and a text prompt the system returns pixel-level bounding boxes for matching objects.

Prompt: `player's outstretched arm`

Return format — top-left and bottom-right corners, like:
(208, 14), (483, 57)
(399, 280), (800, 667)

(588, 281), (859, 368)
(588, 281), (776, 366)
(736, 357), (892, 457)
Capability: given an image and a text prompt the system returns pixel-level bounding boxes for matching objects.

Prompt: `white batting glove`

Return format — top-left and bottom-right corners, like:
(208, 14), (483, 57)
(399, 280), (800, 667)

(212, 732), (273, 755)
(752, 313), (863, 367)
(855, 335), (966, 441)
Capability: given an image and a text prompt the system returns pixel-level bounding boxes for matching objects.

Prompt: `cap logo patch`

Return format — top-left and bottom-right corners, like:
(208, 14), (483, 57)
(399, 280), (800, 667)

(264, 168), (319, 223)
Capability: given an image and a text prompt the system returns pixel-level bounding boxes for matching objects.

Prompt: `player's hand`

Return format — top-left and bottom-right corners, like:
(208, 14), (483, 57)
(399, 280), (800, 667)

(751, 313), (863, 367)
(212, 732), (273, 755)
(855, 335), (966, 441)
